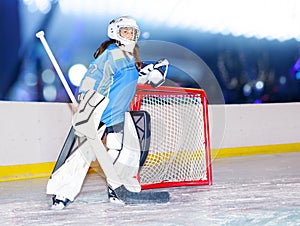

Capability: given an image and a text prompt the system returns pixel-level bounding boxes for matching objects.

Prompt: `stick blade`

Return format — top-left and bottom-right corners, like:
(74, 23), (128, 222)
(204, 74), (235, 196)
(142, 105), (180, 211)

(113, 185), (170, 204)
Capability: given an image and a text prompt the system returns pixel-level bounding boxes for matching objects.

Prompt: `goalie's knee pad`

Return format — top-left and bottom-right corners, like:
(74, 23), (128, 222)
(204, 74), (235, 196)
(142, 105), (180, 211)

(106, 132), (123, 163)
(72, 89), (109, 139)
(106, 112), (141, 178)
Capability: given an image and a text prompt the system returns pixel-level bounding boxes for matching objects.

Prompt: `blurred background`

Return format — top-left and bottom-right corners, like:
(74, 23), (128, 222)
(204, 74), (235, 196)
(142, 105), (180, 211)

(1, 0), (300, 104)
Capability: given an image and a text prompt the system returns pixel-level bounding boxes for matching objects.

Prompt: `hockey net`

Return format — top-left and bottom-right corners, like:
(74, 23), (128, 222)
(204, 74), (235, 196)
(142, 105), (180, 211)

(130, 84), (212, 190)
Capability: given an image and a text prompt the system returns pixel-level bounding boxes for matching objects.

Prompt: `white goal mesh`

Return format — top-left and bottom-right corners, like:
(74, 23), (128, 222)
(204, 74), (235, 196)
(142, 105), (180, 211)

(131, 85), (211, 189)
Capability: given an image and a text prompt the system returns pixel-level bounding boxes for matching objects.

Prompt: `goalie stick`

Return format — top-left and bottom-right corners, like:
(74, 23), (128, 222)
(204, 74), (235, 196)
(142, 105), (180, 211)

(36, 30), (170, 204)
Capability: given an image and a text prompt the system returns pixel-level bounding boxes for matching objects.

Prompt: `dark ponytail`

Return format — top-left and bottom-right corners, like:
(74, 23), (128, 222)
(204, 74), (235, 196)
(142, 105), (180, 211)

(133, 45), (142, 70)
(93, 39), (116, 58)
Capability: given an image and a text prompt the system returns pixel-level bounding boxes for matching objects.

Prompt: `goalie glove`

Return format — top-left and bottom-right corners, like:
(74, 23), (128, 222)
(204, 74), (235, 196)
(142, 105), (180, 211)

(138, 58), (169, 88)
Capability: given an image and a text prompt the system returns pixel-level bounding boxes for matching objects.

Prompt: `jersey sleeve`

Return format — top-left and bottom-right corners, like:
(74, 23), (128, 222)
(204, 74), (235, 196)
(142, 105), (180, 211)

(79, 50), (115, 96)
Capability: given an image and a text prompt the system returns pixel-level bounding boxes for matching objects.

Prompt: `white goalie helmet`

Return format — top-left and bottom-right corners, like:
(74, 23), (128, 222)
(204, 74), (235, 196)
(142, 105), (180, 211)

(108, 16), (140, 53)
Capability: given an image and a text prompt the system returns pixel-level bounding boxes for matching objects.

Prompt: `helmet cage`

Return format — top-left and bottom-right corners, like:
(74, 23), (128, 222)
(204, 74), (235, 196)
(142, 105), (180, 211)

(108, 16), (140, 53)
(118, 26), (140, 43)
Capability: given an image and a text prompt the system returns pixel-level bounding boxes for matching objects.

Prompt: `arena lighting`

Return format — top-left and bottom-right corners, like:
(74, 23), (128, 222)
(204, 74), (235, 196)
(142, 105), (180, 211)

(292, 57), (300, 80)
(243, 83), (252, 96)
(68, 64), (87, 87)
(22, 0), (53, 14)
(255, 81), (264, 91)
(56, 0), (300, 42)
(292, 57), (300, 71)
(43, 84), (57, 101)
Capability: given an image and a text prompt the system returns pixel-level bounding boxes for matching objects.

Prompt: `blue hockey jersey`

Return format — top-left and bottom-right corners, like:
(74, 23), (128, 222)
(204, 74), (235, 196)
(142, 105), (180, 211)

(79, 44), (139, 127)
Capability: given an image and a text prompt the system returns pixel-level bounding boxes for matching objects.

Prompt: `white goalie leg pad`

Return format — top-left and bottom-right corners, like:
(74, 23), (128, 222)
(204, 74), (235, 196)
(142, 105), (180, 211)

(86, 135), (124, 190)
(106, 132), (123, 161)
(72, 90), (130, 191)
(46, 139), (96, 201)
(72, 89), (109, 139)
(106, 112), (141, 192)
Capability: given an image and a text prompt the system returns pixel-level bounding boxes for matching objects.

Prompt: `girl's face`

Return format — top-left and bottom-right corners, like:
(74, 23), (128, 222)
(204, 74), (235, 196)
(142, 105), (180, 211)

(119, 27), (135, 41)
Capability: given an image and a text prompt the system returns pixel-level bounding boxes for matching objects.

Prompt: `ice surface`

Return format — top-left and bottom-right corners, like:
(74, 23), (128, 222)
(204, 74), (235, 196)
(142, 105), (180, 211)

(1, 152), (300, 225)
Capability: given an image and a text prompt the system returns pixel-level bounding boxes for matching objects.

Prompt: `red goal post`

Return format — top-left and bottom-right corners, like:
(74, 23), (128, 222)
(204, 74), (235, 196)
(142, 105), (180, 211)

(130, 84), (212, 190)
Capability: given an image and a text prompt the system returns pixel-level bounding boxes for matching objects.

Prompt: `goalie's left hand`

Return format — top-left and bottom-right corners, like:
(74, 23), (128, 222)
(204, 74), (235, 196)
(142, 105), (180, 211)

(138, 58), (169, 88)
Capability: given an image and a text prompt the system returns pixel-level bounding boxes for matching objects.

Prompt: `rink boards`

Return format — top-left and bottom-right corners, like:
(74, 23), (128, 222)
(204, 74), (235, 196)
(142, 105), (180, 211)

(0, 101), (300, 182)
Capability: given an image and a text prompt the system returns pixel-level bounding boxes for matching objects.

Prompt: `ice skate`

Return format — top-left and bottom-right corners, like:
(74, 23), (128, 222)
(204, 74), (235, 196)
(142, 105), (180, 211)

(107, 186), (125, 204)
(51, 195), (71, 210)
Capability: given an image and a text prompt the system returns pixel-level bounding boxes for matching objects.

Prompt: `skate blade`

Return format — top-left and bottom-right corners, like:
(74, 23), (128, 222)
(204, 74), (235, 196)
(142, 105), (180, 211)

(109, 197), (125, 205)
(51, 202), (66, 210)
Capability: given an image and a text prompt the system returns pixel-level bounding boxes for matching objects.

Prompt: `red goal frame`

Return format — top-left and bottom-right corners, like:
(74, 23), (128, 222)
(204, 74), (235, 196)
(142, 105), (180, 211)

(130, 84), (212, 190)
